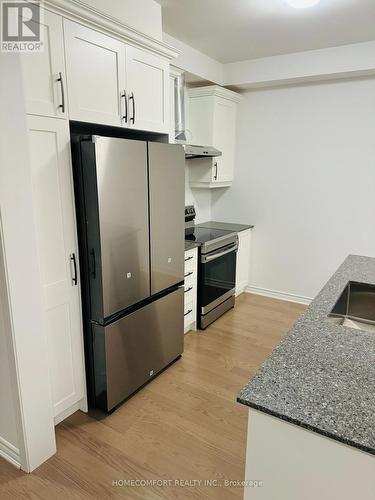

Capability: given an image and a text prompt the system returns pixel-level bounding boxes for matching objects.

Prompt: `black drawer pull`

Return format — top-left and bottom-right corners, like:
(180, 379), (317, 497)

(184, 271), (193, 278)
(185, 255), (193, 262)
(184, 286), (193, 294)
(184, 309), (193, 317)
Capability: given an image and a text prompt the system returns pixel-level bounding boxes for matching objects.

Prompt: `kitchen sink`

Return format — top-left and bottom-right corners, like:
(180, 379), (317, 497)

(328, 281), (375, 332)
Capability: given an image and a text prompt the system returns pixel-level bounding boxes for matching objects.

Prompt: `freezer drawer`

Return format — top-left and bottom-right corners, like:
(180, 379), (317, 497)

(92, 287), (184, 411)
(148, 142), (185, 295)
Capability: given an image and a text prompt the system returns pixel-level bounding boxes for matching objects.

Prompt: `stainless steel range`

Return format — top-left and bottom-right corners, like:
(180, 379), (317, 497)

(185, 206), (238, 329)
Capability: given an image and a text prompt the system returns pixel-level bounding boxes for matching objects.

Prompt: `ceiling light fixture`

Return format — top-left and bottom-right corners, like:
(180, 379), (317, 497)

(286, 0), (321, 8)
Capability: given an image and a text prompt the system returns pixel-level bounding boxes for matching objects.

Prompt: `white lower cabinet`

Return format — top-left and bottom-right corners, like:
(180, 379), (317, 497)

(184, 247), (198, 333)
(27, 115), (86, 423)
(236, 229), (252, 296)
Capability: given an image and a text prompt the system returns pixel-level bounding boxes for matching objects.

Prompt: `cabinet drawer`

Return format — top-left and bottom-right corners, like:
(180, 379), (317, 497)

(184, 274), (195, 291)
(184, 249), (195, 262)
(184, 287), (195, 305)
(184, 300), (194, 326)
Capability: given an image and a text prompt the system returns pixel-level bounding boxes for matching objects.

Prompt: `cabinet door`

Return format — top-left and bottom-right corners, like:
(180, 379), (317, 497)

(212, 98), (237, 182)
(126, 46), (169, 133)
(20, 9), (66, 118)
(148, 143), (185, 295)
(27, 115), (86, 419)
(63, 20), (126, 127)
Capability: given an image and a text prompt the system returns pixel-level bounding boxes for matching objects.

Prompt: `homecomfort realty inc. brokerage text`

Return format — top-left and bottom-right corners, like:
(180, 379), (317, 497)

(112, 479), (264, 488)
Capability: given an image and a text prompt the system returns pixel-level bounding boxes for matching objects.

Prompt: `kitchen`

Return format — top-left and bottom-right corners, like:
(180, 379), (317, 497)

(1, 0), (375, 499)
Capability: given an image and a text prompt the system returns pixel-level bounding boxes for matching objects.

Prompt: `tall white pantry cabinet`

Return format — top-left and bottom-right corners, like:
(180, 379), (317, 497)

(17, 3), (177, 429)
(20, 9), (86, 424)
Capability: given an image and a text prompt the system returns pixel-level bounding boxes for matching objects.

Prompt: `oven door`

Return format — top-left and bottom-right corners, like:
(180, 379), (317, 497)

(200, 241), (238, 314)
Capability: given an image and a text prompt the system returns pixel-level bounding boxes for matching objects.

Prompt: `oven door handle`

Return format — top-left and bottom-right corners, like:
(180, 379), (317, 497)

(201, 243), (238, 263)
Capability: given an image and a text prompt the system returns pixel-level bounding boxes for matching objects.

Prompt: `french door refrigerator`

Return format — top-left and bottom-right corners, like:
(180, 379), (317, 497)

(72, 136), (185, 412)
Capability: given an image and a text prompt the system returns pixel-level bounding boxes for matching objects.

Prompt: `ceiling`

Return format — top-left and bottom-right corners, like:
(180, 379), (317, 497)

(156, 0), (375, 63)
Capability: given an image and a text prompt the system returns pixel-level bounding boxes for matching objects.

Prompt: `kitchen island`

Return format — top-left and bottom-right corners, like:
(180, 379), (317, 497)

(238, 255), (375, 500)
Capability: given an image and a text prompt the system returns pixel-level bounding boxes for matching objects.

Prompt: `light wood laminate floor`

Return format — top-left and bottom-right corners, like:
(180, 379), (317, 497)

(0, 293), (305, 499)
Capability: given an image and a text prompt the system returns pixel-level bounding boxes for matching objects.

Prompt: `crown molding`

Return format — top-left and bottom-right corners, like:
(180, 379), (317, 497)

(43, 0), (180, 60)
(187, 85), (242, 102)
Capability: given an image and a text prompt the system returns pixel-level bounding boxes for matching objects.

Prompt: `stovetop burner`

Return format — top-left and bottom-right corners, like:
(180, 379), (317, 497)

(186, 226), (235, 244)
(185, 205), (237, 254)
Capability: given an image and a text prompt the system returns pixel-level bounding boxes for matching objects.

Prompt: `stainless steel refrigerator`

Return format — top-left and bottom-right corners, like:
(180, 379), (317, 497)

(72, 135), (185, 412)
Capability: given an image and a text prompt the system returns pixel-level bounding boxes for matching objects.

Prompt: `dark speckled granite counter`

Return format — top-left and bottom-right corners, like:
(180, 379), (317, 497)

(238, 255), (375, 455)
(197, 221), (254, 233)
(184, 240), (201, 251)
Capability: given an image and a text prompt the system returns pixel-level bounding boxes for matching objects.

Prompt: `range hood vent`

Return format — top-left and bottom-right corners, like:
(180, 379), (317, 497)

(183, 144), (222, 159)
(174, 72), (187, 143)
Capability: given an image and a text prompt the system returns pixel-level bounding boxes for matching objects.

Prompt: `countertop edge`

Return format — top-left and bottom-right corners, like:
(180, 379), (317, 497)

(236, 397), (375, 457)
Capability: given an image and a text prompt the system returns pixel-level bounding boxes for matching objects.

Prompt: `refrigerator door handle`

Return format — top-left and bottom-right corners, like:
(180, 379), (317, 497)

(90, 249), (96, 279)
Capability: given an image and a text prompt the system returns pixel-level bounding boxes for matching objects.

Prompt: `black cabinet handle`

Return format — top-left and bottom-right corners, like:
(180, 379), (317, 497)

(184, 309), (192, 317)
(213, 162), (218, 181)
(57, 72), (65, 113)
(184, 271), (193, 278)
(121, 90), (128, 123)
(184, 256), (193, 262)
(129, 92), (135, 124)
(70, 253), (77, 286)
(184, 286), (193, 294)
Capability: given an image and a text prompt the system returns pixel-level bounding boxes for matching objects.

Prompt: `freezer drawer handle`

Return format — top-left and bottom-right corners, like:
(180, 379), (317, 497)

(184, 255), (193, 262)
(184, 309), (193, 317)
(184, 271), (193, 278)
(70, 253), (78, 286)
(184, 286), (193, 294)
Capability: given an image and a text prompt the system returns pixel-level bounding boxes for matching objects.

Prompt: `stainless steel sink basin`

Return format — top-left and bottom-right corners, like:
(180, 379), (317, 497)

(328, 281), (375, 332)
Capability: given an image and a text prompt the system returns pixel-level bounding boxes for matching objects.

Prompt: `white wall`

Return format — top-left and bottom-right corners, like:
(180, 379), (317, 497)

(211, 76), (375, 300)
(185, 164), (212, 223)
(164, 33), (223, 85)
(83, 0), (162, 40)
(223, 40), (375, 89)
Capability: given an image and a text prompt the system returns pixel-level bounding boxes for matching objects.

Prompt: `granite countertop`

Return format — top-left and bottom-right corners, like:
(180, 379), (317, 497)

(185, 240), (201, 251)
(197, 221), (254, 233)
(238, 255), (375, 455)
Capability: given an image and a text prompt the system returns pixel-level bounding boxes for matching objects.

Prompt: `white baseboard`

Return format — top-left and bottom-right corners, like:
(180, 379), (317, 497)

(245, 285), (312, 305)
(54, 398), (86, 426)
(0, 435), (21, 468)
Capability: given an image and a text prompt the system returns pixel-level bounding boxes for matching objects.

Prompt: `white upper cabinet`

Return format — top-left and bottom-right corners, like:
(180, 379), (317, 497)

(27, 115), (86, 421)
(126, 46), (169, 133)
(63, 20), (126, 127)
(63, 20), (170, 133)
(188, 86), (241, 188)
(20, 9), (67, 119)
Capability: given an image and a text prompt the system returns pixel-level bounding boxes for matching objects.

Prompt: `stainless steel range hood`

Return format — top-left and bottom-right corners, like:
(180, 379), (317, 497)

(174, 72), (222, 159)
(183, 144), (222, 159)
